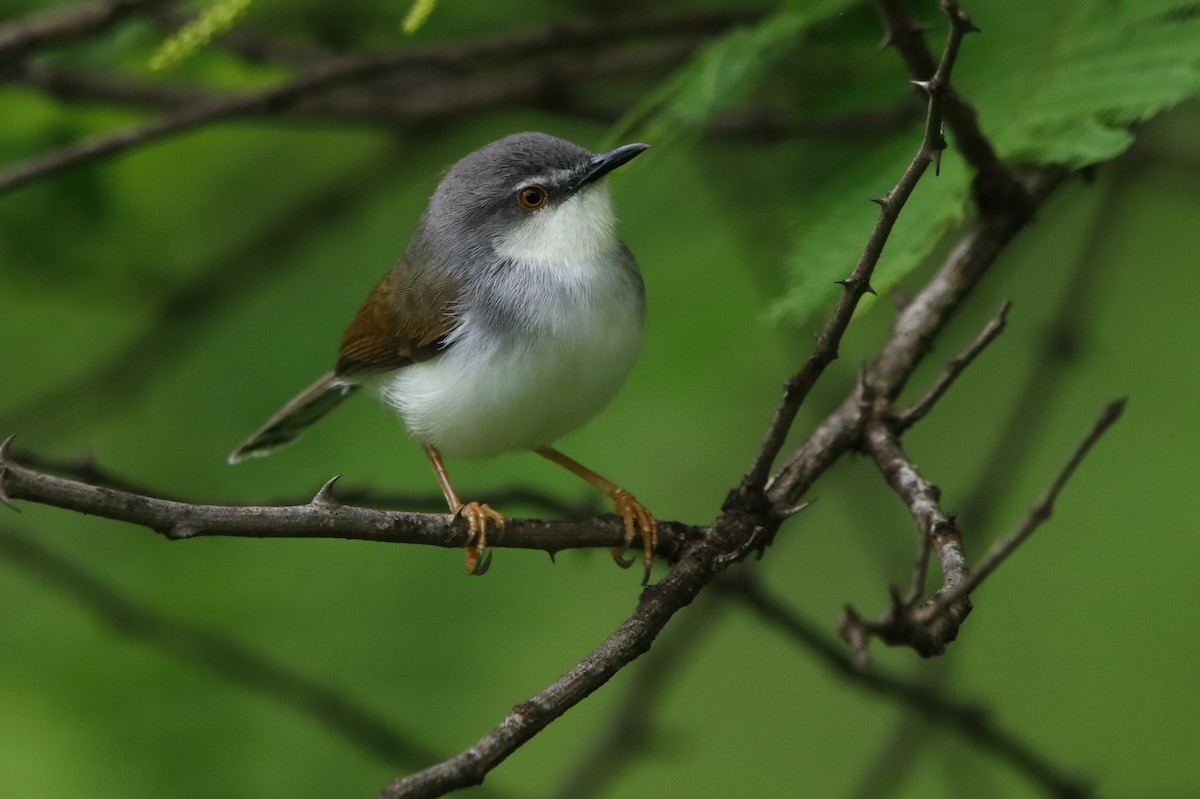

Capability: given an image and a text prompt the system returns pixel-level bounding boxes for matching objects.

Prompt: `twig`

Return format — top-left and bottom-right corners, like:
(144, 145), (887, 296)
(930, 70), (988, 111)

(370, 543), (721, 799)
(929, 398), (1126, 617)
(893, 299), (1011, 430)
(766, 167), (1067, 507)
(0, 528), (454, 772)
(551, 593), (720, 799)
(724, 575), (1091, 799)
(730, 0), (976, 506)
(860, 418), (971, 656)
(8, 448), (602, 519)
(959, 167), (1130, 525)
(0, 438), (694, 558)
(875, 0), (1025, 213)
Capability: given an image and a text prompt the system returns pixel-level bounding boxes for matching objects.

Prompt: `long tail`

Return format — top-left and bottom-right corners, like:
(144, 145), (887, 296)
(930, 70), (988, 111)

(228, 372), (360, 464)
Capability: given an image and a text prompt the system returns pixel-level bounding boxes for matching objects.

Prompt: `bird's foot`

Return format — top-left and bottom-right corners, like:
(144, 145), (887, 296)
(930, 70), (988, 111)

(459, 501), (505, 575)
(608, 489), (658, 585)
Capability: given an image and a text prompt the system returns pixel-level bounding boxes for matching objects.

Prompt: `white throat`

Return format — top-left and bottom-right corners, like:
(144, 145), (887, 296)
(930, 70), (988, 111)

(494, 184), (618, 271)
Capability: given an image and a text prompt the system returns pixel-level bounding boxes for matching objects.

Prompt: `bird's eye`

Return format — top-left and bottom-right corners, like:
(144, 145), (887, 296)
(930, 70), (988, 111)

(517, 185), (548, 210)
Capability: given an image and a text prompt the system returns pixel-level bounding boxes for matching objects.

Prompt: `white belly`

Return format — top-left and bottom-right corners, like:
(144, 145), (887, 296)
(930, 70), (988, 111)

(372, 268), (643, 458)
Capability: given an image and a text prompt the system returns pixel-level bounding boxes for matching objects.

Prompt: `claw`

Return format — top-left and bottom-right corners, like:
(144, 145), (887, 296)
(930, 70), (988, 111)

(610, 547), (635, 569)
(468, 547), (493, 576)
(458, 501), (505, 576)
(611, 490), (657, 585)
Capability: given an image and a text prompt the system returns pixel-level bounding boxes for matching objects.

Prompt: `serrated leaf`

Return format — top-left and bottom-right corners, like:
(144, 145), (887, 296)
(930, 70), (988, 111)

(963, 0), (1200, 166)
(773, 0), (1200, 325)
(768, 134), (971, 325)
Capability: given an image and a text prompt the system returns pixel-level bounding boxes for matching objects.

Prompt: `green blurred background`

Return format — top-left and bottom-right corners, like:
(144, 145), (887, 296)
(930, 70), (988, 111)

(2, 0), (1198, 797)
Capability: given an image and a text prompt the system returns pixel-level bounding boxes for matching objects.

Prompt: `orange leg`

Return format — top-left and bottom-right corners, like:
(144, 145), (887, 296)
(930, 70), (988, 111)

(536, 447), (657, 583)
(423, 445), (505, 575)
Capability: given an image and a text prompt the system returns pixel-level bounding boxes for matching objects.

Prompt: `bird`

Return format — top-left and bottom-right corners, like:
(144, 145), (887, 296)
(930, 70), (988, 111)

(229, 132), (656, 579)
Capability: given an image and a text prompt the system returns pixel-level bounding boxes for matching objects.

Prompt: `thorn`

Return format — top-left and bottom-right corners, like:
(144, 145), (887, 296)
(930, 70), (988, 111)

(168, 525), (198, 540)
(836, 276), (876, 295)
(547, 549), (558, 564)
(877, 29), (897, 49)
(857, 366), (874, 401)
(930, 147), (943, 176)
(910, 79), (932, 94)
(311, 475), (342, 508)
(870, 195), (889, 208)
(772, 500), (811, 518)
(954, 10), (981, 34)
(0, 434), (14, 461)
(864, 282), (877, 296)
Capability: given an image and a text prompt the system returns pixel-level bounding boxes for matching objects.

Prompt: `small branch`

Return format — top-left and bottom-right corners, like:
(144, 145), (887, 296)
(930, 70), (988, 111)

(371, 544), (722, 799)
(893, 299), (1011, 430)
(8, 447), (601, 519)
(0, 440), (694, 559)
(552, 593), (719, 799)
(929, 398), (1126, 617)
(841, 397), (1125, 661)
(859, 419), (971, 656)
(731, 0), (976, 505)
(875, 0), (1025, 214)
(767, 166), (1067, 508)
(724, 576), (1091, 799)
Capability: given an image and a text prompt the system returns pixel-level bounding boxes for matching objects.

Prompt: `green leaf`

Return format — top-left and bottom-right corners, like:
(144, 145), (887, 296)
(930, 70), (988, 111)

(962, 0), (1200, 166)
(770, 0), (1200, 325)
(768, 134), (971, 325)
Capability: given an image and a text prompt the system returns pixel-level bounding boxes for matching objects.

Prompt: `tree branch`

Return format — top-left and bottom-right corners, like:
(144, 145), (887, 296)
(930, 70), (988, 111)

(893, 299), (1011, 430)
(0, 438), (695, 558)
(730, 0), (976, 505)
(930, 398), (1126, 616)
(724, 575), (1091, 798)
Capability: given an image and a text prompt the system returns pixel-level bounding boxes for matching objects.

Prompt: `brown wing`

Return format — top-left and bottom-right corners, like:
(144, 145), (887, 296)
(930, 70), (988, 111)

(335, 258), (460, 377)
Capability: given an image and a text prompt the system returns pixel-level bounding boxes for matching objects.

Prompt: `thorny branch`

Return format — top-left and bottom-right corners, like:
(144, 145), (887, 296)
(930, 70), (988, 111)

(0, 437), (694, 560)
(0, 1), (1126, 797)
(725, 575), (1091, 799)
(732, 0), (975, 503)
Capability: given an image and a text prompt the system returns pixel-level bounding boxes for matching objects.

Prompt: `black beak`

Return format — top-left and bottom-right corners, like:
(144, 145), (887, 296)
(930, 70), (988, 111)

(569, 143), (650, 194)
